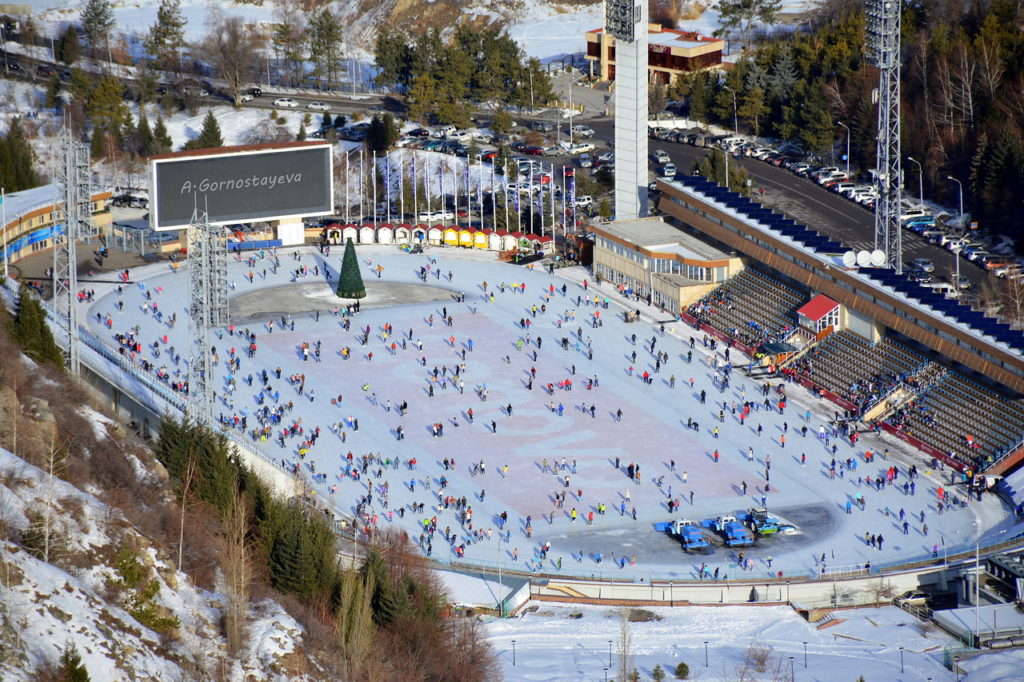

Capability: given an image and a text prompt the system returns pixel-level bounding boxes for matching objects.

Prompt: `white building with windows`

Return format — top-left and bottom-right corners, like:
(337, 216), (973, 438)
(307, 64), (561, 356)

(591, 217), (744, 313)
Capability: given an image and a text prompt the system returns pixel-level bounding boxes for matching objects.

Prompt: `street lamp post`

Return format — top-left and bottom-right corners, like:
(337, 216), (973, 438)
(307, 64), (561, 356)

(723, 85), (738, 135)
(899, 646), (904, 673)
(512, 639), (516, 666)
(954, 655), (961, 682)
(789, 655), (795, 680)
(907, 156), (924, 208)
(608, 640), (613, 668)
(704, 640), (709, 667)
(952, 245), (962, 297)
(837, 121), (850, 176)
(803, 641), (807, 668)
(947, 175), (964, 226)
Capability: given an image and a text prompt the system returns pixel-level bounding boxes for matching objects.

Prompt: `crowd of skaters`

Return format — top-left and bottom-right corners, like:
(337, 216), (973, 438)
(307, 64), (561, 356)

(81, 245), (990, 581)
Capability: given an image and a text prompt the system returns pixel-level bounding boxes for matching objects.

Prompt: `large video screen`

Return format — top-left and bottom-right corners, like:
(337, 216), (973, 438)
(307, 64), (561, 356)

(150, 143), (333, 230)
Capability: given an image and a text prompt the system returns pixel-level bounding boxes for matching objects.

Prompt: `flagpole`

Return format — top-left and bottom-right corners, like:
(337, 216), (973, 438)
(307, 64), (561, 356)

(412, 155), (418, 224)
(399, 150), (404, 222)
(503, 159), (509, 231)
(344, 153), (349, 223)
(372, 150), (378, 223)
(358, 149), (364, 221)
(2, 187), (8, 280)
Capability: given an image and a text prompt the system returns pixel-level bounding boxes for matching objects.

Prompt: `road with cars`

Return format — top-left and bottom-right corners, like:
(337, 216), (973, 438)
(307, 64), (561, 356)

(584, 119), (993, 288)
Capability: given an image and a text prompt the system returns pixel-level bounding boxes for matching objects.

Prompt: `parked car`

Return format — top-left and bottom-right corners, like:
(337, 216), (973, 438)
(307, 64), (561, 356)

(790, 162), (811, 175)
(523, 145), (546, 156)
(239, 93), (254, 102)
(892, 585), (933, 602)
(571, 125), (595, 139)
(408, 127), (431, 137)
(531, 121), (553, 132)
(417, 210), (454, 221)
(659, 163), (677, 179)
(899, 208), (931, 222)
(577, 153), (593, 168)
(653, 149), (671, 164)
(273, 97), (298, 108)
(575, 195), (593, 208)
(567, 142), (596, 155)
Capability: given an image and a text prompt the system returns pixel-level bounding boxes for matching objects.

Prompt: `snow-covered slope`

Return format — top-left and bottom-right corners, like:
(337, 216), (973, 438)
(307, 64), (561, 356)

(0, 438), (312, 681)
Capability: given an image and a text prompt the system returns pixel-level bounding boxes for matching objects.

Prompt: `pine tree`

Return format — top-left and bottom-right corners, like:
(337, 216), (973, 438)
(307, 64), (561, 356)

(10, 287), (64, 369)
(55, 26), (81, 65)
(136, 110), (154, 157)
(152, 115), (172, 154)
(183, 111), (223, 150)
(90, 125), (106, 159)
(144, 0), (186, 63)
(336, 239), (366, 299)
(296, 123), (306, 141)
(81, 0), (115, 53)
(58, 640), (90, 682)
(0, 118), (40, 191)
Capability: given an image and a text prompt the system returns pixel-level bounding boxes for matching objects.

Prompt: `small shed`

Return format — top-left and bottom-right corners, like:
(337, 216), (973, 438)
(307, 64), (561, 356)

(797, 294), (841, 337)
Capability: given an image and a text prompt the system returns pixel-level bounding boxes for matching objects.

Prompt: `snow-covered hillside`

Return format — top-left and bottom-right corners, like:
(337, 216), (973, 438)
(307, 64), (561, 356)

(0, 431), (314, 681)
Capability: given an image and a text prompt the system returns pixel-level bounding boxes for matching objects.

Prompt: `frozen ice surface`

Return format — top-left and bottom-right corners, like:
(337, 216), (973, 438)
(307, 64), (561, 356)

(81, 244), (1012, 581)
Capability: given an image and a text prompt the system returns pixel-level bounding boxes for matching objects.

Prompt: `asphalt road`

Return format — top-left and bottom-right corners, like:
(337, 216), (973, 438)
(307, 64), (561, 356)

(585, 119), (990, 288)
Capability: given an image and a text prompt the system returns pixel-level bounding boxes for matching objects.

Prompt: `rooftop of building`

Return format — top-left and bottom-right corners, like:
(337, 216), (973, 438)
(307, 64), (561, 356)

(3, 183), (111, 230)
(587, 23), (724, 48)
(2, 183), (61, 228)
(594, 216), (736, 262)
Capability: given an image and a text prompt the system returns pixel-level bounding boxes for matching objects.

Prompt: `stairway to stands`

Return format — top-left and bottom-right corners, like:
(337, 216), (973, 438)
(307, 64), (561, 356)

(789, 331), (926, 410)
(889, 372), (1024, 470)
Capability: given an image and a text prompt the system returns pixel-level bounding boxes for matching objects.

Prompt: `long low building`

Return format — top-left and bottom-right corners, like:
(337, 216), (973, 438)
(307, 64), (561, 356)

(653, 174), (1024, 475)
(591, 217), (743, 314)
(1, 184), (113, 265)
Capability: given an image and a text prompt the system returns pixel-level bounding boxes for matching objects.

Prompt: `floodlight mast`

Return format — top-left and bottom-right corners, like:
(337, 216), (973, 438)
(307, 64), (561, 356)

(53, 128), (93, 376)
(866, 0), (902, 273)
(606, 0), (648, 220)
(186, 204), (229, 426)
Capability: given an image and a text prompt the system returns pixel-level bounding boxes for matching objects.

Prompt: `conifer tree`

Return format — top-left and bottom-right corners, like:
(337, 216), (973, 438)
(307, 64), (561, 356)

(336, 239), (366, 299)
(58, 641), (90, 682)
(81, 0), (115, 54)
(183, 111), (223, 151)
(152, 115), (172, 154)
(135, 110), (154, 157)
(10, 287), (64, 369)
(0, 118), (41, 191)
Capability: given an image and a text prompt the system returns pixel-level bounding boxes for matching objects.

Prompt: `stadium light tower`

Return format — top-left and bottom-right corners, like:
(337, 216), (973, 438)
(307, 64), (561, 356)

(186, 211), (229, 426)
(866, 0), (902, 273)
(606, 0), (648, 220)
(53, 129), (94, 376)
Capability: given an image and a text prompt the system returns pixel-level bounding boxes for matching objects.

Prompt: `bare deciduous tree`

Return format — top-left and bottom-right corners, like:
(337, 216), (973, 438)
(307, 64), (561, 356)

(223, 489), (251, 655)
(200, 15), (262, 106)
(617, 608), (634, 681)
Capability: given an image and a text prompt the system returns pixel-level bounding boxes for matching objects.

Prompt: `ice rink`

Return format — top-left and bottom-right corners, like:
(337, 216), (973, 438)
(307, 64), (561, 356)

(81, 243), (1013, 581)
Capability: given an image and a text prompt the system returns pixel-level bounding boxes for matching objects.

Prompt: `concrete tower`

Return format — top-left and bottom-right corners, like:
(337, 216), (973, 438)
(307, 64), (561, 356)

(606, 0), (648, 220)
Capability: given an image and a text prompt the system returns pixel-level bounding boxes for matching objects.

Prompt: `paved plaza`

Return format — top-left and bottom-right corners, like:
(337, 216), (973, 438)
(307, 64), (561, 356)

(78, 244), (1013, 581)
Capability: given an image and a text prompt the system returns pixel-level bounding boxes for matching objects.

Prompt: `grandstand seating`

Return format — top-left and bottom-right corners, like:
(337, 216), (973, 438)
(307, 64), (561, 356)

(687, 268), (803, 348)
(793, 331), (927, 410)
(892, 373), (1024, 468)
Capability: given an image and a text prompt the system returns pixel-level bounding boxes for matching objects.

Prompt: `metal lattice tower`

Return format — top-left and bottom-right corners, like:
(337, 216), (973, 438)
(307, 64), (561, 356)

(607, 0), (648, 220)
(52, 130), (93, 375)
(186, 214), (229, 425)
(866, 0), (902, 272)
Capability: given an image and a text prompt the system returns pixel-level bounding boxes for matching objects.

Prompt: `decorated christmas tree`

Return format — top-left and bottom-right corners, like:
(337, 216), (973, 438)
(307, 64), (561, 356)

(336, 238), (366, 299)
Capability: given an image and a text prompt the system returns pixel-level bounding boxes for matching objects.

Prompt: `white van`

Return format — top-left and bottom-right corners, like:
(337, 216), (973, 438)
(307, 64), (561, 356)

(921, 281), (957, 298)
(719, 136), (746, 150)
(433, 124), (457, 139)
